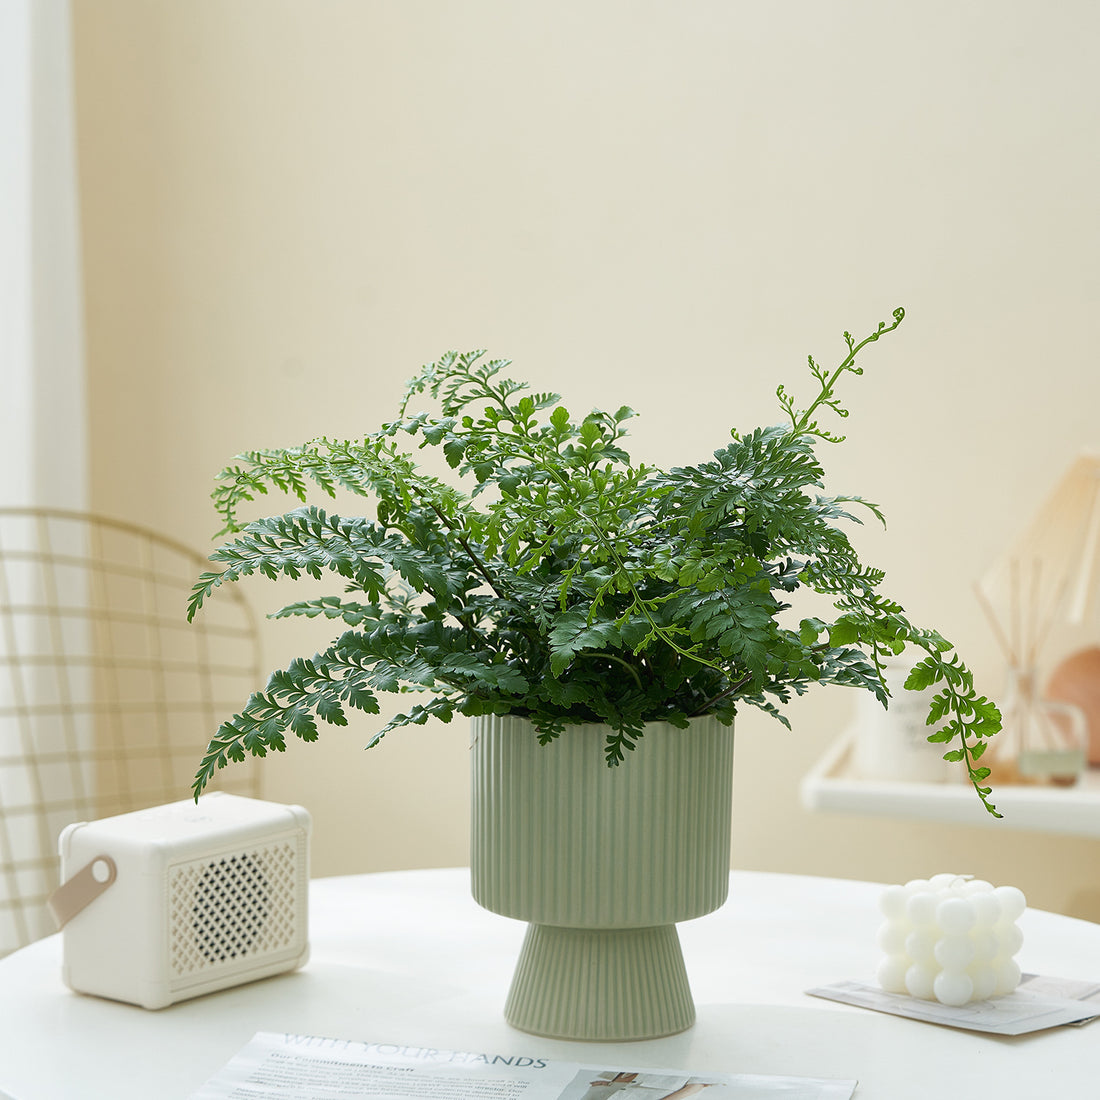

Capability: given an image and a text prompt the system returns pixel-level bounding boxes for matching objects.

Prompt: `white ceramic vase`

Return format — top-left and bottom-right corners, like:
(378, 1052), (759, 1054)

(470, 713), (734, 1041)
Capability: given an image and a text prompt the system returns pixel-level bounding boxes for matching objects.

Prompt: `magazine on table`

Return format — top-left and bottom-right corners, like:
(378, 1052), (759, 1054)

(189, 1031), (858, 1099)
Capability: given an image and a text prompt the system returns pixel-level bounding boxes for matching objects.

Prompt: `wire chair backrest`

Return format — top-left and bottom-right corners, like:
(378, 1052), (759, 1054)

(0, 508), (260, 955)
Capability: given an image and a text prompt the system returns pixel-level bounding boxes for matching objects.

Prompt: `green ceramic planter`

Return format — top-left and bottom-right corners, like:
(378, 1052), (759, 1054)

(470, 714), (734, 1040)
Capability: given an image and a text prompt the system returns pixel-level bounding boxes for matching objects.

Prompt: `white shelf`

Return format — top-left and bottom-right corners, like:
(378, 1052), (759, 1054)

(801, 727), (1100, 838)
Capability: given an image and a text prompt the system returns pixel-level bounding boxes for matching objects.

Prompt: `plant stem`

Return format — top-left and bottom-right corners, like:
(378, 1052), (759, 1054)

(692, 672), (753, 716)
(573, 651), (645, 690)
(423, 500), (507, 599)
(790, 308), (905, 436)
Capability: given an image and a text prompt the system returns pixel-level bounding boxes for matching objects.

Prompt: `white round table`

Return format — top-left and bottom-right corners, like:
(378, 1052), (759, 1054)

(0, 869), (1097, 1098)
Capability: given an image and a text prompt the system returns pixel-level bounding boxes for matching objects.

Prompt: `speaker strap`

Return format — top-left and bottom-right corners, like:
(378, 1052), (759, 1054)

(48, 855), (118, 930)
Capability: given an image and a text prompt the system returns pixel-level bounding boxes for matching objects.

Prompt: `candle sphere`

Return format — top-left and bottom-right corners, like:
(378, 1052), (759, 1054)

(906, 891), (939, 927)
(995, 886), (1027, 922)
(962, 879), (994, 896)
(968, 964), (997, 1001)
(971, 892), (1002, 927)
(994, 958), (1022, 996)
(936, 897), (976, 936)
(879, 884), (909, 919)
(970, 930), (998, 962)
(934, 934), (976, 970)
(904, 963), (937, 1000)
(876, 954), (910, 994)
(928, 872), (959, 890)
(905, 929), (937, 963)
(877, 921), (908, 955)
(998, 922), (1024, 957)
(934, 969), (974, 1007)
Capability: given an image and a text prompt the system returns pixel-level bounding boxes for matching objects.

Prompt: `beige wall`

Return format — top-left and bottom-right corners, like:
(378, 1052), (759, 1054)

(72, 1), (1100, 916)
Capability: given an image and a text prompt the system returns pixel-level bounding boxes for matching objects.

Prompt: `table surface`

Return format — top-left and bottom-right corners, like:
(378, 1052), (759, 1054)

(1, 868), (1098, 1099)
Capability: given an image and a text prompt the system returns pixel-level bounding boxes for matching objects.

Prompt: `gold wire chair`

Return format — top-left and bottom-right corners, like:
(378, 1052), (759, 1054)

(0, 508), (261, 955)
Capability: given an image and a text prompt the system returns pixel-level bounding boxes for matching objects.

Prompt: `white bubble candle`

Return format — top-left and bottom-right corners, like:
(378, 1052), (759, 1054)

(876, 874), (1026, 1006)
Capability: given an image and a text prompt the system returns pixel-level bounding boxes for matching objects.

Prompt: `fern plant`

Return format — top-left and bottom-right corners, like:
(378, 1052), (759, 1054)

(188, 307), (1002, 814)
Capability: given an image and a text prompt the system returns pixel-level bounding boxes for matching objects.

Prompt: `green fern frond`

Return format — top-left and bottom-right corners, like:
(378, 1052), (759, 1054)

(191, 307), (1002, 815)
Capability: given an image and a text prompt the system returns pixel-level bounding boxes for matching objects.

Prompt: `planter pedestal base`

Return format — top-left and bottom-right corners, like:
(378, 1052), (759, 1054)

(504, 923), (695, 1041)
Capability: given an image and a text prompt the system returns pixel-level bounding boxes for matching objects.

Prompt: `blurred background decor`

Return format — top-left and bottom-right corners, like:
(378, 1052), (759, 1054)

(975, 451), (1100, 786)
(849, 657), (949, 785)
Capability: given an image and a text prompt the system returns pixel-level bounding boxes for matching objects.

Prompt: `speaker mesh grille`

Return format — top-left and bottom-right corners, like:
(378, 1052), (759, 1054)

(168, 840), (299, 977)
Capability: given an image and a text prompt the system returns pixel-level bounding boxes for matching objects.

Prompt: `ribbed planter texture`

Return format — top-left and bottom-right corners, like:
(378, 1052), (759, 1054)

(470, 713), (734, 1041)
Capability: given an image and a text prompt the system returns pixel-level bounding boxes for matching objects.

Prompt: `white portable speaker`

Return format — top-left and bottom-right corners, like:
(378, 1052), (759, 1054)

(52, 792), (311, 1009)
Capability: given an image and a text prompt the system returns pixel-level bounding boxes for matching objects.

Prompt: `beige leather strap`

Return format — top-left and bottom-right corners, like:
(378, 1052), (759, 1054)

(47, 855), (117, 930)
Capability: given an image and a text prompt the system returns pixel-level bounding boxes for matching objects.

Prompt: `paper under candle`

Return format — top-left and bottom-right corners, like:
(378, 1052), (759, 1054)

(876, 874), (1026, 1006)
